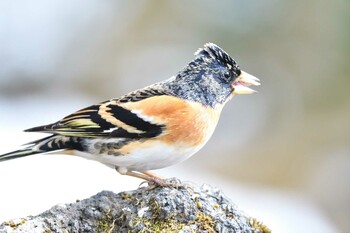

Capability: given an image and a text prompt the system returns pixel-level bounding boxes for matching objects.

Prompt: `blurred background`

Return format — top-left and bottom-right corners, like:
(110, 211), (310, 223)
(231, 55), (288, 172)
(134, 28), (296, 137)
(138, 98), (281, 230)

(0, 1), (349, 232)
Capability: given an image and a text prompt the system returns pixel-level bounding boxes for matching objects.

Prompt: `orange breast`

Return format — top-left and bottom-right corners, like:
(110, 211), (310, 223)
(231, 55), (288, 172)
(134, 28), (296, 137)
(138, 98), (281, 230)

(121, 96), (222, 147)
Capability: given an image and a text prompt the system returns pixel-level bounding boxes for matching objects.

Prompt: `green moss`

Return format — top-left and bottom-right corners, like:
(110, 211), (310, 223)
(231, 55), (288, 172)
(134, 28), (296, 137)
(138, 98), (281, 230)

(195, 212), (216, 233)
(120, 192), (133, 200)
(96, 210), (116, 233)
(133, 216), (186, 233)
(120, 191), (141, 206)
(125, 196), (188, 233)
(248, 218), (271, 233)
(148, 198), (161, 218)
(99, 190), (219, 232)
(196, 201), (202, 209)
(4, 218), (27, 229)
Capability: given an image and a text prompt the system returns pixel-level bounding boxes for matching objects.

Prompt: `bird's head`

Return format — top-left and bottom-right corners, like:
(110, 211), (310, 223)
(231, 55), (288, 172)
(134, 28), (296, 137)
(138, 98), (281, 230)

(165, 43), (260, 108)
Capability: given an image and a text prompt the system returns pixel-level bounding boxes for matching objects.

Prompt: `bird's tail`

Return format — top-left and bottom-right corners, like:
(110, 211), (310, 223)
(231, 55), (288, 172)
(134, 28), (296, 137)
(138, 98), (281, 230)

(0, 135), (82, 162)
(0, 148), (43, 162)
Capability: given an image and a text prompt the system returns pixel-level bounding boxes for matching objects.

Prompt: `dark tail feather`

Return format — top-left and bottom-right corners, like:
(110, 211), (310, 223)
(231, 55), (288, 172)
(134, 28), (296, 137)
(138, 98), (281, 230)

(0, 135), (83, 162)
(0, 148), (43, 162)
(22, 135), (54, 146)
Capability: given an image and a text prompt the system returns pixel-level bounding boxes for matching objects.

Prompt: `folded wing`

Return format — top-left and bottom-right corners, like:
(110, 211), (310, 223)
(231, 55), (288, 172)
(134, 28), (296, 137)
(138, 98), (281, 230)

(25, 87), (167, 139)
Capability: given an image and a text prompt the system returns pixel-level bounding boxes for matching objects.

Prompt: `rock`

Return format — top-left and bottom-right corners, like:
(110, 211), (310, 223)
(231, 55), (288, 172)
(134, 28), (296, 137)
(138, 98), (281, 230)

(0, 180), (270, 233)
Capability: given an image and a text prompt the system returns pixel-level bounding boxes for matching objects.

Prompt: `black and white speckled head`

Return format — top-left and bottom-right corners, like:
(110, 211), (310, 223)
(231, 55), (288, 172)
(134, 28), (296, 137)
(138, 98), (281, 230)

(163, 43), (255, 108)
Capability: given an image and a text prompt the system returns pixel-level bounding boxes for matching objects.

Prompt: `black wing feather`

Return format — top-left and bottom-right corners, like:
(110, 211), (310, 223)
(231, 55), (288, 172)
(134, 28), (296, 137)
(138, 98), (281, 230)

(24, 86), (167, 139)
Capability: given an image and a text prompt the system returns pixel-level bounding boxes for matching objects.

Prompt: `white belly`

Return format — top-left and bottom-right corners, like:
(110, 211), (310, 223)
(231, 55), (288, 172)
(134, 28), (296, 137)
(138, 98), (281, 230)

(74, 142), (203, 172)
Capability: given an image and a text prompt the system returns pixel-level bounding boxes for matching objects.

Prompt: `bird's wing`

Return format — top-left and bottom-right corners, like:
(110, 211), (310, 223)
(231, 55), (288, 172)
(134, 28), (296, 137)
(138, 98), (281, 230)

(25, 86), (168, 138)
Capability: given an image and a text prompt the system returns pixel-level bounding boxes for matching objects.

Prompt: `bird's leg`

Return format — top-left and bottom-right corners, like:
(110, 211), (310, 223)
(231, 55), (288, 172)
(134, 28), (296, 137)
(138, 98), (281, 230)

(139, 171), (179, 187)
(115, 166), (182, 188)
(115, 167), (152, 181)
(132, 171), (185, 188)
(140, 171), (164, 179)
(126, 171), (170, 187)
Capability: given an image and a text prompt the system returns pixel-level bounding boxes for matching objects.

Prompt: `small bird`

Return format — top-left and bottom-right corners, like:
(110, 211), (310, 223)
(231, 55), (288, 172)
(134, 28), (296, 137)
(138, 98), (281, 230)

(0, 43), (260, 186)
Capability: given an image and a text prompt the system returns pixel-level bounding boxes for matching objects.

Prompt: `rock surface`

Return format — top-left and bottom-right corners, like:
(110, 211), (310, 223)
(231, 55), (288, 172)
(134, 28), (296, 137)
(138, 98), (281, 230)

(0, 181), (270, 233)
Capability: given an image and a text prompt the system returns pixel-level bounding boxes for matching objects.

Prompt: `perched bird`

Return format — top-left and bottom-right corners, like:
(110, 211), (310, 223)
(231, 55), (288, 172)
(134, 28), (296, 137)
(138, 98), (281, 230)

(0, 43), (260, 186)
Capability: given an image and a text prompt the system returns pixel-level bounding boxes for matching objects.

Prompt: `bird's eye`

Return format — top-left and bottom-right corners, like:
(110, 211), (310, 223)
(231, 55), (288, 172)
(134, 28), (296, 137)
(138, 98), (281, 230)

(223, 71), (231, 81)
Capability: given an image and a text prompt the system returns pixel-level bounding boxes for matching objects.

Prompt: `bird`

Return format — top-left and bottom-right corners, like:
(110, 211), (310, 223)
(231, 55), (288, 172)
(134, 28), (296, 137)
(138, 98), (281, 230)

(0, 43), (260, 186)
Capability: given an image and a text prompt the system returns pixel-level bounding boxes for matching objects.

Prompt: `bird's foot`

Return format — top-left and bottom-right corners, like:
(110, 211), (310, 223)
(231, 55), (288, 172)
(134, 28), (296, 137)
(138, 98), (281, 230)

(115, 167), (185, 189)
(147, 177), (185, 189)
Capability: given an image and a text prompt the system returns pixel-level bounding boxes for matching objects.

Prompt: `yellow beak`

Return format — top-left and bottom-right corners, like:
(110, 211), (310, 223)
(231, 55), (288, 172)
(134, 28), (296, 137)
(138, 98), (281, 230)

(232, 71), (260, 94)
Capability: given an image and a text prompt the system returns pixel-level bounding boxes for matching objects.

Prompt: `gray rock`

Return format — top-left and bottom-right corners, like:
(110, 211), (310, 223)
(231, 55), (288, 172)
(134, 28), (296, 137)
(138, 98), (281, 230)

(0, 181), (270, 233)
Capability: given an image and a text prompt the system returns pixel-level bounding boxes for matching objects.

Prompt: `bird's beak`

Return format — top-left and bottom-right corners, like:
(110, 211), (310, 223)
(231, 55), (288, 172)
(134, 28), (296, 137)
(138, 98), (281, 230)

(231, 71), (260, 94)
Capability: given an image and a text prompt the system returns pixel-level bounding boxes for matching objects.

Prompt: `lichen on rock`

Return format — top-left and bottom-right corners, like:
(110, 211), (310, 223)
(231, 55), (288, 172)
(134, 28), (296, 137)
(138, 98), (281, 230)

(0, 181), (270, 233)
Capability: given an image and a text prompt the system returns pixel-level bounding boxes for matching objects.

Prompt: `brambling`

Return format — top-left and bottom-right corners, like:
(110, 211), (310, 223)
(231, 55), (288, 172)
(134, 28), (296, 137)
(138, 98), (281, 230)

(0, 43), (260, 186)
